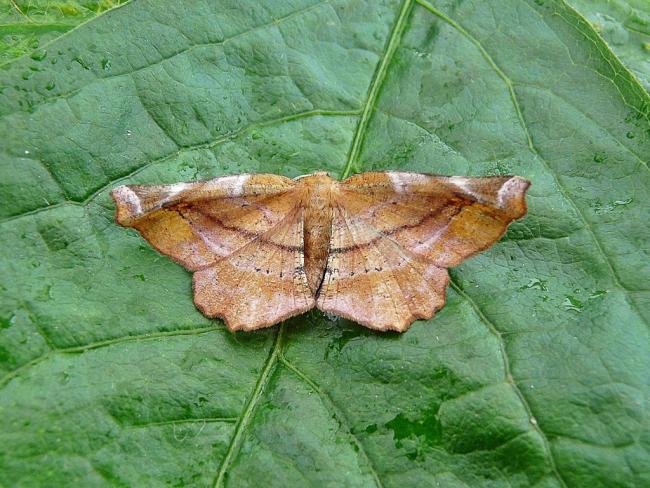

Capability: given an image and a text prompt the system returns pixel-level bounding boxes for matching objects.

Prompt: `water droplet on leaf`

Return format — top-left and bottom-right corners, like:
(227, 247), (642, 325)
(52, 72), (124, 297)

(520, 278), (548, 291)
(593, 152), (606, 163)
(588, 290), (608, 300)
(563, 295), (583, 312)
(73, 56), (91, 70)
(0, 314), (16, 330)
(30, 50), (47, 61)
(593, 197), (632, 214)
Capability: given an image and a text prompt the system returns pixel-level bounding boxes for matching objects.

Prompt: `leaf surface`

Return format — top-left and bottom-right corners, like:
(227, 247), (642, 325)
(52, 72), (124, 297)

(566, 0), (650, 91)
(1, 1), (648, 487)
(0, 0), (128, 65)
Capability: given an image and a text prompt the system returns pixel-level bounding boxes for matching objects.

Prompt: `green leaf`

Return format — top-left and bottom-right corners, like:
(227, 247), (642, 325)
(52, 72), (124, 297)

(0, 1), (128, 65)
(565, 0), (650, 92)
(1, 0), (648, 486)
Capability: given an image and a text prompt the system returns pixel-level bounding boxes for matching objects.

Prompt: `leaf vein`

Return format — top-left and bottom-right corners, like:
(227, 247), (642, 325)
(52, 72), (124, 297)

(279, 355), (384, 488)
(124, 417), (238, 430)
(416, 0), (647, 325)
(342, 0), (413, 178)
(0, 326), (221, 389)
(211, 325), (285, 488)
(0, 0), (332, 118)
(0, 109), (361, 225)
(450, 279), (568, 488)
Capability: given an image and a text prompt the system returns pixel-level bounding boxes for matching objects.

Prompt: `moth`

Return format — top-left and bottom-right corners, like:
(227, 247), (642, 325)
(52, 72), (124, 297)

(112, 171), (529, 332)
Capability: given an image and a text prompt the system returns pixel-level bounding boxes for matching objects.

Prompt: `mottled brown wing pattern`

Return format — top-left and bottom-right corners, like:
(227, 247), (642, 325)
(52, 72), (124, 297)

(338, 172), (529, 267)
(192, 206), (314, 331)
(113, 171), (529, 332)
(316, 205), (449, 331)
(316, 172), (529, 331)
(112, 174), (314, 331)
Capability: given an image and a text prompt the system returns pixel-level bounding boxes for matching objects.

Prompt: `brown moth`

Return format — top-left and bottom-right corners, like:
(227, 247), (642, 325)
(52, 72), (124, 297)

(111, 171), (530, 332)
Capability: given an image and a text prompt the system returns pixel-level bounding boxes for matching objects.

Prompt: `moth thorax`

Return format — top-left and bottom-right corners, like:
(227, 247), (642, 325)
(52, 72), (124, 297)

(303, 185), (335, 295)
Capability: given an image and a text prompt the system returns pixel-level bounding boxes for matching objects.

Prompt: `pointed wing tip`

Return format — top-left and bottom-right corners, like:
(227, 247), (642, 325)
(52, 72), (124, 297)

(510, 175), (531, 191)
(499, 176), (531, 217)
(111, 185), (142, 226)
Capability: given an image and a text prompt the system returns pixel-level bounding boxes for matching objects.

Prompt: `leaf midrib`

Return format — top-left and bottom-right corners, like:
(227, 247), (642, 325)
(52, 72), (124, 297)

(341, 0), (414, 179)
(212, 326), (286, 488)
(211, 0), (577, 484)
(2, 0), (647, 485)
(211, 1), (414, 484)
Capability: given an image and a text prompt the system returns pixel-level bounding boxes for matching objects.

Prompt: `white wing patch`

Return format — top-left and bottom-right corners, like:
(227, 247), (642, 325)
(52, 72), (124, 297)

(205, 175), (249, 196)
(387, 172), (428, 191)
(112, 185), (142, 217)
(448, 176), (484, 202)
(497, 176), (525, 208)
(164, 182), (191, 202)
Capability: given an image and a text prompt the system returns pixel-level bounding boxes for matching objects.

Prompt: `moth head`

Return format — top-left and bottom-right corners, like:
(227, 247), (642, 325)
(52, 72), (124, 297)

(294, 170), (331, 180)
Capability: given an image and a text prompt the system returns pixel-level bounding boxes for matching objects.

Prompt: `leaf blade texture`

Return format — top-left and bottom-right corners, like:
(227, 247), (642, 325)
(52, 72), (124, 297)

(0, 0), (648, 487)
